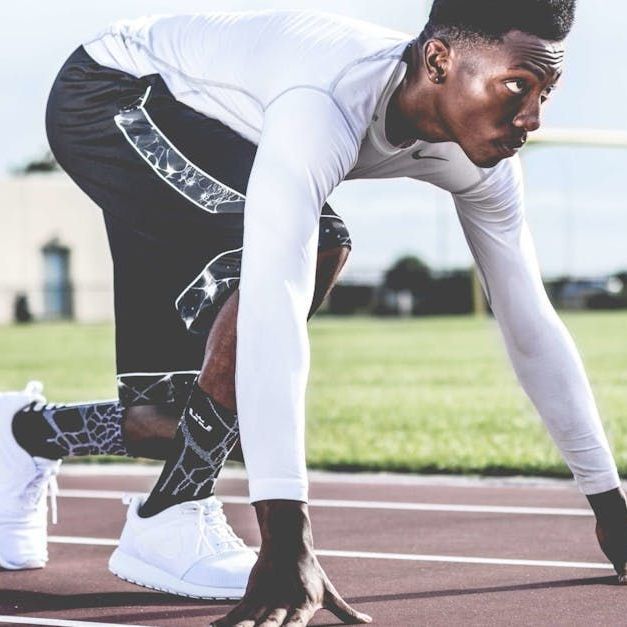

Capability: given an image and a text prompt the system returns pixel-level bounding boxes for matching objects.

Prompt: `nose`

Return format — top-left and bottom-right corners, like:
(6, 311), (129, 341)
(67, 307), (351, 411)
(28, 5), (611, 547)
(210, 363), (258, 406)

(513, 98), (542, 133)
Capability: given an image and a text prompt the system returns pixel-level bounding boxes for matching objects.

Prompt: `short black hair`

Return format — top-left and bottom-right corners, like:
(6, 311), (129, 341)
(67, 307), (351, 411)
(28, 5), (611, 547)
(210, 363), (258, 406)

(419, 0), (577, 46)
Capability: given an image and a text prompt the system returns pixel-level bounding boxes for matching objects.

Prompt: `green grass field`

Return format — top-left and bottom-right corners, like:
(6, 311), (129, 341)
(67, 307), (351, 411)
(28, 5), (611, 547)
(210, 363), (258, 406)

(1, 312), (626, 478)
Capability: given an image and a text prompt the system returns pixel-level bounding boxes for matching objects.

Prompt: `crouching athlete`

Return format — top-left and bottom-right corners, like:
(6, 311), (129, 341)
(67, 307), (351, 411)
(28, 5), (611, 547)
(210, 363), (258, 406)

(2, 1), (627, 625)
(0, 55), (352, 599)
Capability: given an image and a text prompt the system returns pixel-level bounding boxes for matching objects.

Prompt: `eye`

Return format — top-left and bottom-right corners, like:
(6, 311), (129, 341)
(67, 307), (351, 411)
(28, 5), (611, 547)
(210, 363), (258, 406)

(504, 79), (528, 95)
(541, 84), (557, 104)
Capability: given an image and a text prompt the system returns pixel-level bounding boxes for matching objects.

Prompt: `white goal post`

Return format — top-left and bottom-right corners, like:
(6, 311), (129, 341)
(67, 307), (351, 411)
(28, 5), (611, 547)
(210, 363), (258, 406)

(529, 128), (627, 148)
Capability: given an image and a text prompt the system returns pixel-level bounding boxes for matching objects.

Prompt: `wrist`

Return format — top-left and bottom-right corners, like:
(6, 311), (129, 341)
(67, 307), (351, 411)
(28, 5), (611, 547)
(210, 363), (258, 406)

(587, 487), (627, 523)
(254, 499), (313, 554)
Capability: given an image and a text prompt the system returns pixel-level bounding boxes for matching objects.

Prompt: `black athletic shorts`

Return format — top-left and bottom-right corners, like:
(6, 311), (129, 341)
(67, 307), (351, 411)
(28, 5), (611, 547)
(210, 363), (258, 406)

(45, 46), (351, 407)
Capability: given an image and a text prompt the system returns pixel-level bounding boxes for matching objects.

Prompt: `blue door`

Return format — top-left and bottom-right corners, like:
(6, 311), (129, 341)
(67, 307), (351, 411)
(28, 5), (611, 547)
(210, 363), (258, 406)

(43, 243), (73, 319)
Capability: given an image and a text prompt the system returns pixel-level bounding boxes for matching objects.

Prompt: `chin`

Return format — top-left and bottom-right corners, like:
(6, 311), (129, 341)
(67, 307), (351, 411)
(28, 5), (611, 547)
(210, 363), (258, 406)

(456, 140), (507, 169)
(475, 155), (503, 168)
(464, 148), (504, 169)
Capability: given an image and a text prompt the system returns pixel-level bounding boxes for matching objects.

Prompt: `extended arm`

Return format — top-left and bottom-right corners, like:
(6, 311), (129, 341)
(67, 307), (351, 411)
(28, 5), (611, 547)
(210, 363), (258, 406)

(236, 89), (358, 503)
(216, 89), (370, 625)
(453, 156), (620, 496)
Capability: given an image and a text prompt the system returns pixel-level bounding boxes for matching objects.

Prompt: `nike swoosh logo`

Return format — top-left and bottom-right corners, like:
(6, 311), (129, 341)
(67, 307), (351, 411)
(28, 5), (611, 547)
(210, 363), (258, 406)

(412, 149), (448, 162)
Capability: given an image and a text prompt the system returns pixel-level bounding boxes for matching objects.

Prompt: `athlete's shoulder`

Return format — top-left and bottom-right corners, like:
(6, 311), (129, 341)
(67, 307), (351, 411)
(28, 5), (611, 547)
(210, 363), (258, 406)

(225, 9), (409, 46)
(286, 10), (410, 72)
(277, 10), (410, 47)
(236, 10), (412, 137)
(231, 10), (411, 81)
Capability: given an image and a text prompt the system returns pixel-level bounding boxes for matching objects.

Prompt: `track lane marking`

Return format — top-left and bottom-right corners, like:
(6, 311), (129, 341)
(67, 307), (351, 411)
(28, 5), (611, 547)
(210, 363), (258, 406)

(57, 489), (592, 517)
(48, 535), (611, 571)
(50, 534), (118, 546)
(0, 617), (154, 627)
(59, 464), (593, 490)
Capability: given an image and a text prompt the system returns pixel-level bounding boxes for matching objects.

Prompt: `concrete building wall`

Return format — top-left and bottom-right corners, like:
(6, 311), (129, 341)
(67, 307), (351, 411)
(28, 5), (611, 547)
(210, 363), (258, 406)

(0, 173), (113, 324)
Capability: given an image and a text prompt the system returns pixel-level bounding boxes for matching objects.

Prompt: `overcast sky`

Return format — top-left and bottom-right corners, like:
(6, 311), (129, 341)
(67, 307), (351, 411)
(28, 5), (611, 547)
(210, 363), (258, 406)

(1, 1), (626, 277)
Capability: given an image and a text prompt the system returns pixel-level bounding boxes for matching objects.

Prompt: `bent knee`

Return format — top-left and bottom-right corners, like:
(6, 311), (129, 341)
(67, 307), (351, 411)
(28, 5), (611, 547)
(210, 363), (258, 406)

(318, 210), (352, 253)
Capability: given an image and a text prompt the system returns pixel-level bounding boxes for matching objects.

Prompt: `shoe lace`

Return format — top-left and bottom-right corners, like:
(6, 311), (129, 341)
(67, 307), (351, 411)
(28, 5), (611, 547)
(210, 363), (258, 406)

(23, 463), (60, 525)
(184, 500), (247, 555)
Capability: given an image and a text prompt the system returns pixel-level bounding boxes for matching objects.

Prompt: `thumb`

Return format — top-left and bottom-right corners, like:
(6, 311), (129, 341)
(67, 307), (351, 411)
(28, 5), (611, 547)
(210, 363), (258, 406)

(324, 583), (372, 624)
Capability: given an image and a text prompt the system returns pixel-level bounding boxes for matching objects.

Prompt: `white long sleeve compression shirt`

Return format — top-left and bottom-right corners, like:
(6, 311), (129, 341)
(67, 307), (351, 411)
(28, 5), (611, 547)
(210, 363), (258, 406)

(84, 10), (620, 502)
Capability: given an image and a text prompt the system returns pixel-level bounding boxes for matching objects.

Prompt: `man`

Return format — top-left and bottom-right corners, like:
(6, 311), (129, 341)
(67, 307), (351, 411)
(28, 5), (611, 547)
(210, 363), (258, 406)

(2, 1), (626, 625)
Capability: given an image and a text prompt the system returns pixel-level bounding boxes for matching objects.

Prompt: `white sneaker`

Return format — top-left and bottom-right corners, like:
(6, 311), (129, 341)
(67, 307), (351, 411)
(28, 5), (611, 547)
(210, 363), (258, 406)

(0, 381), (61, 570)
(109, 494), (257, 599)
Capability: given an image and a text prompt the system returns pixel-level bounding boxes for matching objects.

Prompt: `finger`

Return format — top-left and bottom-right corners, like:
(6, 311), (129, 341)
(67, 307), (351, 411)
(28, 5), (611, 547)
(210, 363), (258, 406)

(324, 585), (372, 624)
(283, 605), (318, 627)
(257, 607), (291, 626)
(231, 605), (270, 627)
(609, 552), (627, 582)
(212, 619), (256, 627)
(210, 599), (259, 627)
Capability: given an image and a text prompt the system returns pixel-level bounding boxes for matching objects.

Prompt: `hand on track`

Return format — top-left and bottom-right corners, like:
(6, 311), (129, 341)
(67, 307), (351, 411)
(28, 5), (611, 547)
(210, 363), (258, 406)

(211, 500), (371, 626)
(587, 487), (627, 583)
(595, 519), (627, 583)
(211, 547), (371, 626)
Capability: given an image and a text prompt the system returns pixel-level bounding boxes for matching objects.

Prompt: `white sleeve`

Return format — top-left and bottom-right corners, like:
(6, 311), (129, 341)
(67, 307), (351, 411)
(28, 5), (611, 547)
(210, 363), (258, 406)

(453, 157), (620, 495)
(235, 88), (358, 504)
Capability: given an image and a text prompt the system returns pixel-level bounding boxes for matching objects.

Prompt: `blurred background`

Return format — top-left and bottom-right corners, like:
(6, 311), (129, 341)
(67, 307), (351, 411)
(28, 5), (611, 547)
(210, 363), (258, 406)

(1, 1), (625, 476)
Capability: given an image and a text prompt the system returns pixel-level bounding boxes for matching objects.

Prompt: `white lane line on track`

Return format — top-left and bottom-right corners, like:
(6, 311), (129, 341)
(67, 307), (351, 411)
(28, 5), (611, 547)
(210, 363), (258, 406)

(60, 464), (592, 490)
(48, 535), (611, 571)
(0, 617), (154, 627)
(57, 489), (592, 517)
(50, 535), (118, 546)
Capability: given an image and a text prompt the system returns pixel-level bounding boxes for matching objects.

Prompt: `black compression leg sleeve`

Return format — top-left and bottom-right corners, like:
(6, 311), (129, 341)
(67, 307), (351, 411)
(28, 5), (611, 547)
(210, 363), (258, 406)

(13, 400), (128, 460)
(140, 380), (239, 517)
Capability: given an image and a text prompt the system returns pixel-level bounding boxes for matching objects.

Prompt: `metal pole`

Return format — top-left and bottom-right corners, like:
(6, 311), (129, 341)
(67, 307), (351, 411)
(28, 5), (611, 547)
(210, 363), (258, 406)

(472, 266), (486, 316)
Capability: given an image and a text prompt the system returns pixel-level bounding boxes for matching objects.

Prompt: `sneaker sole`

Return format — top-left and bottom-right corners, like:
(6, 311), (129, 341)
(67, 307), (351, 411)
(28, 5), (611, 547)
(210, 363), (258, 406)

(0, 555), (46, 570)
(108, 548), (245, 600)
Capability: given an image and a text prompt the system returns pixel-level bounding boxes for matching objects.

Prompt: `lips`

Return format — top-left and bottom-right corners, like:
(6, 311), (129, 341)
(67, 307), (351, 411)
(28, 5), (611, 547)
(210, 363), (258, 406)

(496, 135), (527, 157)
(507, 139), (526, 149)
(503, 135), (527, 150)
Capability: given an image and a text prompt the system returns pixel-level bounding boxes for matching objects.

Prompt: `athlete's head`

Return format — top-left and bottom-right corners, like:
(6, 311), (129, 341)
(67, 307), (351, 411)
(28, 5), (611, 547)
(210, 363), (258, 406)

(406, 0), (577, 167)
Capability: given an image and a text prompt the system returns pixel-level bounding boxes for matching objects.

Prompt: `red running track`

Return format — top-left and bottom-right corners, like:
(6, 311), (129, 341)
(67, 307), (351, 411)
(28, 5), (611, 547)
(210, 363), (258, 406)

(0, 466), (625, 626)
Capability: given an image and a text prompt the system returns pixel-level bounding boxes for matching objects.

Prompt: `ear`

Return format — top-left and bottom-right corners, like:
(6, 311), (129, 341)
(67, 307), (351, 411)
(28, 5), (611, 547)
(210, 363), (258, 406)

(423, 38), (451, 84)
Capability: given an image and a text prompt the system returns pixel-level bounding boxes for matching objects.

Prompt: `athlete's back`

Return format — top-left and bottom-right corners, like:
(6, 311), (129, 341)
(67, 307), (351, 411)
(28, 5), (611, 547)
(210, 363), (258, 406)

(85, 11), (409, 144)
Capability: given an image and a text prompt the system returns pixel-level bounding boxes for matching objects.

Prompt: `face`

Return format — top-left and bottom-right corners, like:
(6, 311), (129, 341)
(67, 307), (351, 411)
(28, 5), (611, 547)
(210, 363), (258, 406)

(431, 30), (565, 168)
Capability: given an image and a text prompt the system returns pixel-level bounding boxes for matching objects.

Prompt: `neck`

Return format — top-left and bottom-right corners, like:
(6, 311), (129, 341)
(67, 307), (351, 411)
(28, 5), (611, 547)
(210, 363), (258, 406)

(385, 43), (452, 146)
